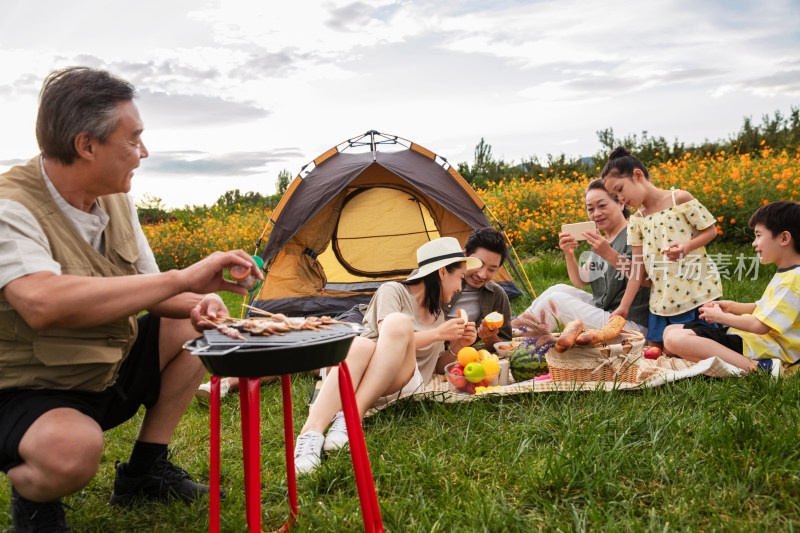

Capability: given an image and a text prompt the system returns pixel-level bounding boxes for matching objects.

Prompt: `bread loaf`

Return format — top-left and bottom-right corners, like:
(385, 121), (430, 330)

(555, 319), (583, 353)
(575, 315), (626, 346)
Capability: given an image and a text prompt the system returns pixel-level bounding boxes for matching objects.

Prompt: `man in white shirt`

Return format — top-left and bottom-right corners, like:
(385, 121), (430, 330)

(0, 67), (261, 532)
(439, 227), (513, 364)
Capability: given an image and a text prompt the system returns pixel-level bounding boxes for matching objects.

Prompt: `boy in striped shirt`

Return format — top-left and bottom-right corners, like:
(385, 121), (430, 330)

(664, 201), (800, 375)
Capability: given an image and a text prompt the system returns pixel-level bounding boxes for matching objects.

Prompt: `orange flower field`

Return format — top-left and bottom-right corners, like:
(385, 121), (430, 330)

(142, 204), (271, 271)
(478, 145), (800, 254)
(144, 146), (799, 269)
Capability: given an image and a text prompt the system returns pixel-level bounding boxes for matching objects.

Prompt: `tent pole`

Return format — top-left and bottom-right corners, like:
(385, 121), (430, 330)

(483, 207), (537, 300)
(241, 217), (274, 317)
(506, 243), (536, 300)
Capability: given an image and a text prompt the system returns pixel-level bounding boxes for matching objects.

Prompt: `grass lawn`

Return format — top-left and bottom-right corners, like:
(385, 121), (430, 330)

(2, 242), (799, 532)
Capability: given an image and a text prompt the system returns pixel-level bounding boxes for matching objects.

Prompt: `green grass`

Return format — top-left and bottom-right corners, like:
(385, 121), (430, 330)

(2, 243), (798, 532)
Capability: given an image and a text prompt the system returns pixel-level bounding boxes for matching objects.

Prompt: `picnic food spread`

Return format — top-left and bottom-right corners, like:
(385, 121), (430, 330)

(545, 320), (647, 383)
(446, 348), (502, 394)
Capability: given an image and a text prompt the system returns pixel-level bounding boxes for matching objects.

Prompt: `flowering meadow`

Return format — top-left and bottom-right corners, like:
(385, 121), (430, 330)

(142, 204), (272, 271)
(143, 146), (799, 268)
(478, 145), (800, 255)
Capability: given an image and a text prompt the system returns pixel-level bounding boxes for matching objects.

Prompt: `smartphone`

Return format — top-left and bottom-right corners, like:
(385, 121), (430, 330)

(561, 221), (597, 241)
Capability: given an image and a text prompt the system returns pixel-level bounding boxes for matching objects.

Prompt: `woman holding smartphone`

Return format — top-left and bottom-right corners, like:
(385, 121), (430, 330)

(520, 179), (650, 335)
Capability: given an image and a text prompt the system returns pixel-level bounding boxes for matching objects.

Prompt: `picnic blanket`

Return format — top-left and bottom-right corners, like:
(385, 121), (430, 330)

(364, 356), (745, 416)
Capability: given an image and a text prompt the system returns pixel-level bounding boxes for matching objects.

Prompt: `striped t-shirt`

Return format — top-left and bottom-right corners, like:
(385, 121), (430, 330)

(731, 265), (800, 363)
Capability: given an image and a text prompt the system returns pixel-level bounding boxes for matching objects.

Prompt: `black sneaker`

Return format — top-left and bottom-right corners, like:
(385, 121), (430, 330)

(11, 486), (71, 532)
(109, 450), (221, 506)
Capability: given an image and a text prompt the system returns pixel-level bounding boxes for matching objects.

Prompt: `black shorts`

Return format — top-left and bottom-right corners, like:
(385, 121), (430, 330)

(683, 321), (744, 354)
(0, 314), (162, 473)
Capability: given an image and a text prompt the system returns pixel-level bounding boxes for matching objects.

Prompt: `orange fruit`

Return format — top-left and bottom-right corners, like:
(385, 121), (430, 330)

(480, 358), (501, 377)
(457, 309), (469, 322)
(484, 311), (504, 330)
(457, 346), (481, 367)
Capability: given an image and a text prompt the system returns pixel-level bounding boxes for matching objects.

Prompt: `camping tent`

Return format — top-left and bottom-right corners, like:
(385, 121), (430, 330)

(252, 131), (528, 315)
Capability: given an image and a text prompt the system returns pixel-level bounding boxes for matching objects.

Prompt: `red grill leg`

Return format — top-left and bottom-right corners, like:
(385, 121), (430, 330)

(240, 378), (264, 532)
(210, 362), (383, 532)
(209, 376), (221, 533)
(279, 374), (298, 531)
(337, 361), (384, 533)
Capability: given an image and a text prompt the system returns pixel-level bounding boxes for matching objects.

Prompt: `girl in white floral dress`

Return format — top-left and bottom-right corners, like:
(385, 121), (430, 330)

(602, 147), (723, 347)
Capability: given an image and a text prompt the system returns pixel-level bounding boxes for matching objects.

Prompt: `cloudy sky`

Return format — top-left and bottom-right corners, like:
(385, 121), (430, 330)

(1, 0), (798, 208)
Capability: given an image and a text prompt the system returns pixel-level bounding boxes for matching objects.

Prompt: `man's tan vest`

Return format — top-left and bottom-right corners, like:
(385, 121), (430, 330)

(0, 157), (140, 391)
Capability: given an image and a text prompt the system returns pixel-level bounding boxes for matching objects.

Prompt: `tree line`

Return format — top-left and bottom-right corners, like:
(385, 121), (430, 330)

(458, 106), (800, 189)
(138, 106), (799, 223)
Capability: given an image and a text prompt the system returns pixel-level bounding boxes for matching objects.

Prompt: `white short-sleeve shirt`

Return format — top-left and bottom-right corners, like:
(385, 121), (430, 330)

(0, 157), (159, 296)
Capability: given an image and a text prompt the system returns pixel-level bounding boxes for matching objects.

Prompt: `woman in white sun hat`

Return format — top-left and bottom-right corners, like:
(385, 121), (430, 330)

(293, 237), (481, 473)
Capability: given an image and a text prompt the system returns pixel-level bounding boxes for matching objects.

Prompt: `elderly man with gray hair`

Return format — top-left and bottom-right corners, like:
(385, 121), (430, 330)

(0, 67), (260, 532)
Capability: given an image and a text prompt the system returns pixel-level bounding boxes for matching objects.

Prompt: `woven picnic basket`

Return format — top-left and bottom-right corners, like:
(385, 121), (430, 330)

(545, 330), (646, 383)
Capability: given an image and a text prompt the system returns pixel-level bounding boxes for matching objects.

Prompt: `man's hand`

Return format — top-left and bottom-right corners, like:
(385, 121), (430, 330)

(190, 294), (230, 331)
(179, 250), (262, 295)
(476, 320), (500, 347)
(4, 250), (263, 331)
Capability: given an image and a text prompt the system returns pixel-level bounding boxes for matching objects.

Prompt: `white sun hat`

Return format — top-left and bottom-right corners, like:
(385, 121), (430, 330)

(406, 237), (482, 281)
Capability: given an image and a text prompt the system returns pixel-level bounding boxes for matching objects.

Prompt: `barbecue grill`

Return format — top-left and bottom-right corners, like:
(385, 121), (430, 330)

(185, 322), (363, 377)
(185, 322), (384, 533)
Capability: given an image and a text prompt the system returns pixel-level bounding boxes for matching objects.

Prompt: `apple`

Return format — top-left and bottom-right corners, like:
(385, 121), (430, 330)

(644, 346), (662, 360)
(465, 382), (477, 395)
(463, 362), (486, 383)
(448, 365), (467, 389)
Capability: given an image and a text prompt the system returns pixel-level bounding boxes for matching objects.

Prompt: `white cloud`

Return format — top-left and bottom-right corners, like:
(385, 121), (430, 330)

(1, 0), (798, 208)
(437, 0), (800, 101)
(188, 0), (416, 56)
(137, 90), (270, 128)
(143, 149), (303, 176)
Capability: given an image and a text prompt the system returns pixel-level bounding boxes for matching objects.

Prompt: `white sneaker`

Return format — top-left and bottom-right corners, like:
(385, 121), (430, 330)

(323, 411), (349, 452)
(294, 431), (324, 474)
(195, 378), (230, 404)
